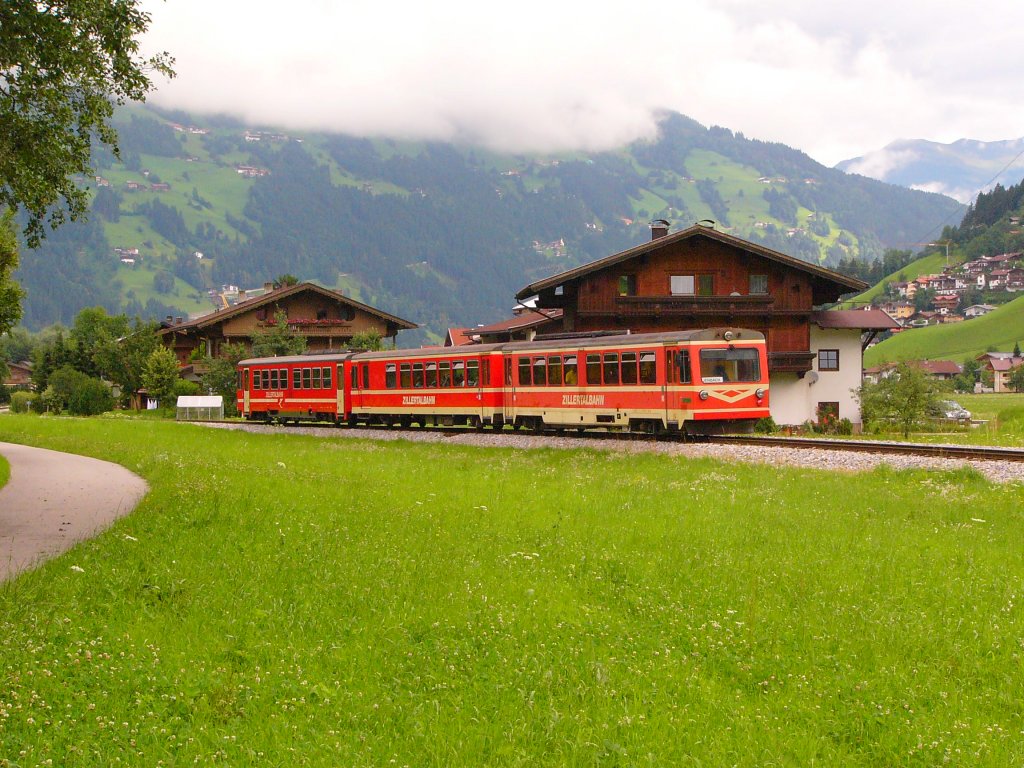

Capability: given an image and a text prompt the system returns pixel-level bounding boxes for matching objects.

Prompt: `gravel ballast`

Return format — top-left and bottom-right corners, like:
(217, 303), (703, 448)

(202, 423), (1024, 485)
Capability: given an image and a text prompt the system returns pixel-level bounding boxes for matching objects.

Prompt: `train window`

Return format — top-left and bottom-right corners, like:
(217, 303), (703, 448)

(481, 358), (489, 384)
(312, 367), (322, 389)
(426, 361), (438, 388)
(677, 351), (691, 383)
(548, 355), (562, 386)
(564, 355), (578, 385)
(640, 352), (657, 384)
(586, 354), (601, 385)
(359, 365), (367, 390)
(467, 360), (479, 387)
(518, 357), (531, 386)
(699, 348), (760, 382)
(350, 366), (358, 389)
(270, 369), (279, 389)
(504, 359), (512, 386)
(532, 356), (547, 387)
(292, 369), (301, 389)
(412, 363), (424, 388)
(400, 364), (412, 389)
(439, 361), (452, 387)
(261, 369), (270, 389)
(325, 367), (333, 390)
(386, 364), (397, 389)
(620, 352), (637, 385)
(243, 369), (249, 390)
(302, 368), (312, 389)
(603, 353), (619, 385)
(280, 368), (288, 387)
(453, 360), (465, 387)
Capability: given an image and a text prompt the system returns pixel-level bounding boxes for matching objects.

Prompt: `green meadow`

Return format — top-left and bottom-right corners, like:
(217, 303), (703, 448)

(1, 416), (1023, 766)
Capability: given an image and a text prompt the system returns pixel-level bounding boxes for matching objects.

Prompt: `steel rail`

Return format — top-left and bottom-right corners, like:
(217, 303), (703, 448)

(706, 435), (1024, 463)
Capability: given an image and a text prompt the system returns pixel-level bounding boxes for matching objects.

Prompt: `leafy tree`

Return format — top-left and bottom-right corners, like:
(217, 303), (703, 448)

(0, 212), (24, 341)
(45, 365), (114, 415)
(856, 363), (946, 438)
(1010, 364), (1024, 393)
(273, 274), (299, 288)
(250, 310), (306, 358)
(348, 331), (383, 351)
(0, 0), (174, 246)
(201, 342), (248, 417)
(1014, 341), (1022, 357)
(141, 345), (180, 406)
(153, 270), (175, 294)
(94, 319), (160, 407)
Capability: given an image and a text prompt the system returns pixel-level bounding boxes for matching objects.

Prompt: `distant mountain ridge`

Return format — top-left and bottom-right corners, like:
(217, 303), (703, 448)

(836, 137), (1024, 204)
(13, 106), (964, 341)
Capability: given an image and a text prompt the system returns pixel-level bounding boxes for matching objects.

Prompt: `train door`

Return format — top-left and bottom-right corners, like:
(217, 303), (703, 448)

(337, 362), (346, 418)
(666, 346), (693, 427)
(243, 367), (251, 414)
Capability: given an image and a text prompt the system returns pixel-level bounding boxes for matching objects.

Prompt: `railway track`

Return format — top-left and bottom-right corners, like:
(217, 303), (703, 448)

(706, 434), (1024, 463)
(210, 418), (1024, 464)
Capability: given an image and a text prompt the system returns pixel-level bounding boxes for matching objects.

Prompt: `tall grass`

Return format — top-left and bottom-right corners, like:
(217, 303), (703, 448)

(0, 453), (8, 489)
(0, 415), (1022, 765)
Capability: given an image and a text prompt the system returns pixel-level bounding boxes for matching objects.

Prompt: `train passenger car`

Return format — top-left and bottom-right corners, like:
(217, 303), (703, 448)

(347, 345), (506, 427)
(236, 353), (352, 422)
(501, 328), (768, 434)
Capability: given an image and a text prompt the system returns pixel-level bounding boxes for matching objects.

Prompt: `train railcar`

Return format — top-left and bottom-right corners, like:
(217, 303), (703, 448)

(347, 344), (506, 428)
(500, 328), (768, 435)
(236, 352), (353, 422)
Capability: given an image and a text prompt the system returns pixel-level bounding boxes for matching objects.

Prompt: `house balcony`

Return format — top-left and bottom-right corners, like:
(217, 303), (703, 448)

(768, 351), (816, 375)
(585, 294), (776, 319)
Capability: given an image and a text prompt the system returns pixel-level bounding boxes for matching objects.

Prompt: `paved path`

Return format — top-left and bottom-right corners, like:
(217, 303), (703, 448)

(0, 442), (148, 582)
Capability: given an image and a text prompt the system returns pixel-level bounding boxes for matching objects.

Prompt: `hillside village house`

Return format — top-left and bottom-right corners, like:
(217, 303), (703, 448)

(158, 281), (416, 366)
(977, 352), (1024, 393)
(510, 221), (897, 427)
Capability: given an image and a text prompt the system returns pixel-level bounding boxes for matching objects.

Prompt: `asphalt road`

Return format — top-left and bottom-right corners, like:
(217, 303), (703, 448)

(0, 442), (148, 582)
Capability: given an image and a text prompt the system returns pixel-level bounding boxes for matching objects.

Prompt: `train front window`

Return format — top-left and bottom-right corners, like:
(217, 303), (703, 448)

(699, 348), (760, 383)
(548, 356), (562, 386)
(386, 364), (397, 389)
(639, 352), (657, 384)
(620, 352), (637, 385)
(603, 353), (619, 385)
(467, 360), (480, 387)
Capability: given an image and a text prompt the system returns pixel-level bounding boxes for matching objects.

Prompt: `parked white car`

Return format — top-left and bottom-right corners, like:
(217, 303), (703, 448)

(939, 400), (971, 421)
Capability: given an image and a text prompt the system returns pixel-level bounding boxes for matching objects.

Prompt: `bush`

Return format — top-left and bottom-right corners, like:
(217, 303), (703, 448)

(10, 391), (34, 413)
(754, 416), (777, 434)
(45, 365), (114, 416)
(837, 418), (854, 436)
(172, 378), (201, 398)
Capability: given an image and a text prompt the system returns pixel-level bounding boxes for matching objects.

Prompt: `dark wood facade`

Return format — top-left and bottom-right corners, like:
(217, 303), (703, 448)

(516, 224), (866, 375)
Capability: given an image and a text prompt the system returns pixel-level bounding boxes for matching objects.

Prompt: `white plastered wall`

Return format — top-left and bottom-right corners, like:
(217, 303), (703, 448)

(769, 327), (864, 426)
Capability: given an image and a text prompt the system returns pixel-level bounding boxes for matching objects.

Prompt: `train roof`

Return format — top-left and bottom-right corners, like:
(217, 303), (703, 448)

(239, 352), (355, 366)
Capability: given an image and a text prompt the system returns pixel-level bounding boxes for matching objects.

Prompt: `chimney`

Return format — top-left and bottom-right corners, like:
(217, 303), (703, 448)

(165, 315), (173, 324)
(264, 281), (274, 293)
(650, 219), (670, 240)
(175, 316), (184, 325)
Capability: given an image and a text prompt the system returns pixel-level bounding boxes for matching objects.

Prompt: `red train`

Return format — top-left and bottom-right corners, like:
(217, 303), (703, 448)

(236, 328), (769, 436)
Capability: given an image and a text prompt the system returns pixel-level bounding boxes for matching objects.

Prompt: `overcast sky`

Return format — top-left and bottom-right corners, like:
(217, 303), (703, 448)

(140, 0), (1024, 167)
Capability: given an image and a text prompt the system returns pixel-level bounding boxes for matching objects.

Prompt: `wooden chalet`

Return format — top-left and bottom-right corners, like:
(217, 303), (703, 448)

(515, 221), (867, 376)
(159, 281), (416, 366)
(515, 222), (894, 426)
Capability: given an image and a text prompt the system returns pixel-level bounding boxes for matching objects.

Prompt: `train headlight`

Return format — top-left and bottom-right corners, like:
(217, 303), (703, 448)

(755, 388), (765, 399)
(699, 390), (709, 401)
(723, 331), (734, 341)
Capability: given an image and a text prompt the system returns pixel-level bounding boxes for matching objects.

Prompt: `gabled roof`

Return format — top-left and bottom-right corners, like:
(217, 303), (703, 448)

(515, 224), (867, 300)
(158, 281), (416, 334)
(917, 360), (963, 376)
(473, 309), (563, 335)
(811, 309), (899, 330)
(445, 328), (475, 346)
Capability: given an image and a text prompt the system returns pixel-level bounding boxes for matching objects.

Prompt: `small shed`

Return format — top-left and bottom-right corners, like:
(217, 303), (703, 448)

(176, 395), (223, 421)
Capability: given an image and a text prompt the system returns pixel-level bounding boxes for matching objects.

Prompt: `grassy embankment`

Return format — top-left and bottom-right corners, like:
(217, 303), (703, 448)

(0, 453), (8, 489)
(0, 416), (1022, 765)
(864, 294), (1024, 366)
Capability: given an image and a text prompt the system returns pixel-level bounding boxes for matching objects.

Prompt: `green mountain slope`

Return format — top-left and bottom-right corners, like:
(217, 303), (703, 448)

(13, 105), (964, 339)
(864, 295), (1024, 366)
